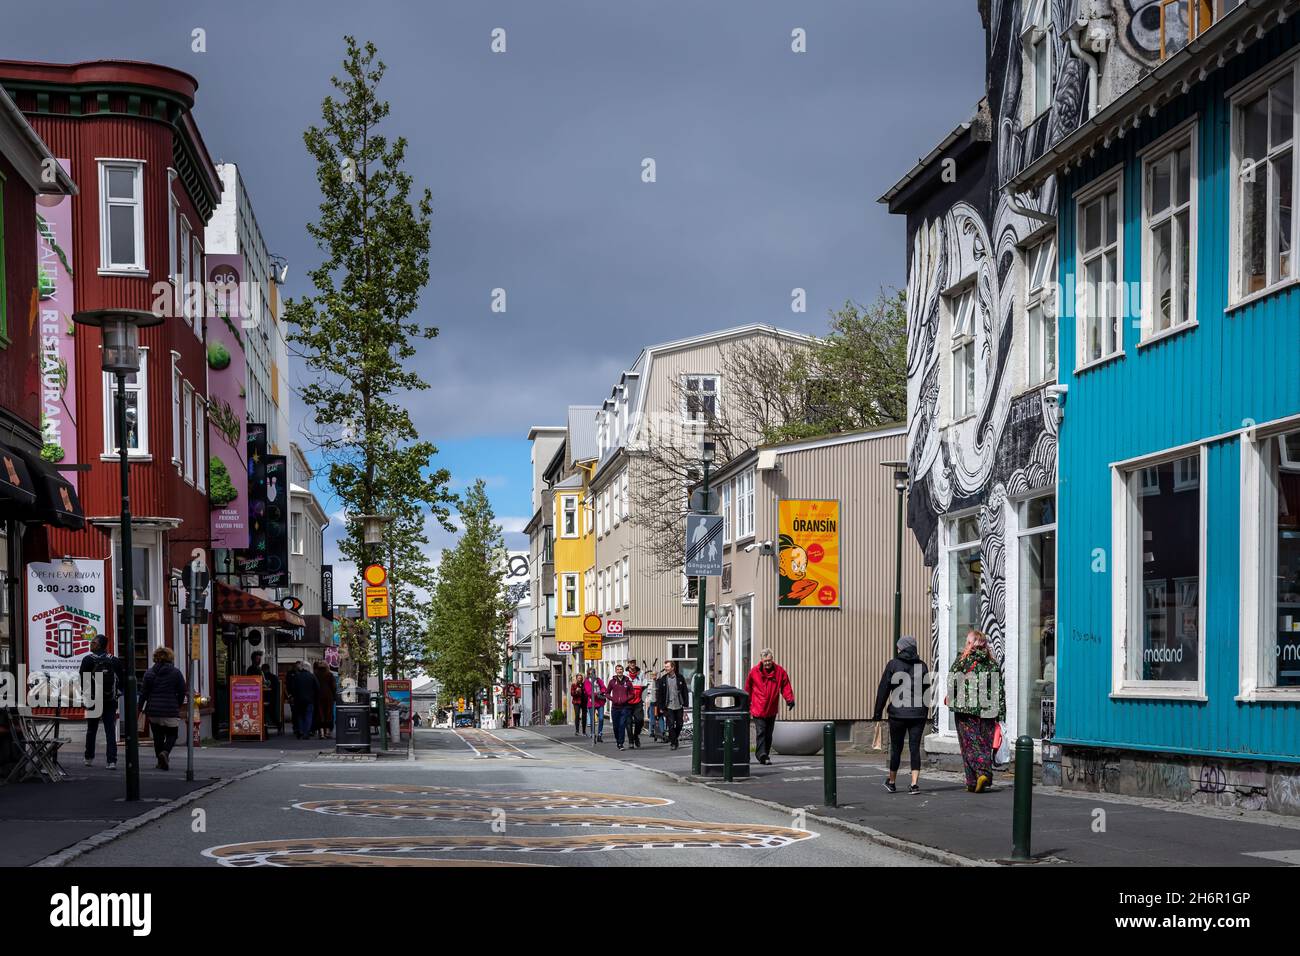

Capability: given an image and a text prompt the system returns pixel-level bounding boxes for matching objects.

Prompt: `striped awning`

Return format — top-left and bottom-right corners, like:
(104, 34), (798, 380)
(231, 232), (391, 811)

(215, 581), (306, 628)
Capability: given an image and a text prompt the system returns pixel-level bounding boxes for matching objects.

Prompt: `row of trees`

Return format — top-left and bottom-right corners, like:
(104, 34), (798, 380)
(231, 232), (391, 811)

(286, 37), (510, 698)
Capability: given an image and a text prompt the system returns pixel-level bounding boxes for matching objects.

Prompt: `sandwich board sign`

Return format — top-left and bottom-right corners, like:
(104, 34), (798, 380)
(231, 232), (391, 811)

(684, 514), (723, 576)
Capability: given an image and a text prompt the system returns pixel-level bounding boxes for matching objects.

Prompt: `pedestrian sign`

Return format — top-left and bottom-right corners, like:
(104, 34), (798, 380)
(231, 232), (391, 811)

(583, 636), (603, 660)
(684, 513), (724, 576)
(364, 585), (389, 618)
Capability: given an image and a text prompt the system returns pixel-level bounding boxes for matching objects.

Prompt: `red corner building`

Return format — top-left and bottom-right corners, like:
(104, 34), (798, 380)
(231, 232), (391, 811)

(0, 60), (222, 697)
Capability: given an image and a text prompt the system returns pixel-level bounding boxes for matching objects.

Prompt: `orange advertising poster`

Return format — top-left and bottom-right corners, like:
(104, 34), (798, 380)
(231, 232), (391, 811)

(777, 499), (840, 608)
(230, 674), (265, 740)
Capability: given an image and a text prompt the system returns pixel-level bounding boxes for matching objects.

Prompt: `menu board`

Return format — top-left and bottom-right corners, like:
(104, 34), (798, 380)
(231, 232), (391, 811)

(230, 674), (265, 740)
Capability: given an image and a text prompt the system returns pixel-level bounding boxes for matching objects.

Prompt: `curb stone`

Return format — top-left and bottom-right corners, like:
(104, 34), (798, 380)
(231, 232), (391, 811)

(31, 761), (282, 868)
(523, 729), (986, 867)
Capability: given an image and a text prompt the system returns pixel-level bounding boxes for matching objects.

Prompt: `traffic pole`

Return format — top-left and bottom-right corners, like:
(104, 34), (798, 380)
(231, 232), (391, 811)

(691, 453), (710, 776)
(823, 722), (837, 807)
(723, 718), (734, 782)
(1012, 735), (1034, 860)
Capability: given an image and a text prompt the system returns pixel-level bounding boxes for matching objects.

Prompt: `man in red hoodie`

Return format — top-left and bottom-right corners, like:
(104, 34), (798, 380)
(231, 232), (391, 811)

(744, 649), (795, 765)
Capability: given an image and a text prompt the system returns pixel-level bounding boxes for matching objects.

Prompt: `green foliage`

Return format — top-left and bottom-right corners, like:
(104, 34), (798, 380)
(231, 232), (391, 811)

(40, 443), (64, 463)
(548, 709), (566, 726)
(209, 456), (237, 508)
(207, 342), (232, 370)
(426, 481), (513, 701)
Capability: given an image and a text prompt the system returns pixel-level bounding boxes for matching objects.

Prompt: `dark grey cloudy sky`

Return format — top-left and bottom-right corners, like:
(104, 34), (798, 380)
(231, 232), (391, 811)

(5, 0), (983, 565)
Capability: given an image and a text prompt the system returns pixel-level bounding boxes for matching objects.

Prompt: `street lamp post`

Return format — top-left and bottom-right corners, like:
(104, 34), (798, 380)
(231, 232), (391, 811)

(880, 460), (909, 646)
(357, 514), (391, 750)
(72, 309), (164, 803)
(691, 440), (714, 776)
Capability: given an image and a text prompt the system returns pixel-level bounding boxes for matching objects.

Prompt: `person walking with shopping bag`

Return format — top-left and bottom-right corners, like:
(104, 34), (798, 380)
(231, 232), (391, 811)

(949, 629), (1005, 793)
(744, 650), (795, 765)
(138, 646), (188, 771)
(872, 634), (930, 794)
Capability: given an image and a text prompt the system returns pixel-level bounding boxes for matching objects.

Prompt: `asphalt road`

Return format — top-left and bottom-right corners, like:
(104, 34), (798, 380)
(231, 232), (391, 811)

(74, 727), (933, 867)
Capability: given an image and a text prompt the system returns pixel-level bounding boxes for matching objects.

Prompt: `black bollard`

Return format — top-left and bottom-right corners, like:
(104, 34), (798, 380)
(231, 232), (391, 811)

(723, 718), (734, 782)
(1012, 734), (1034, 860)
(823, 722), (837, 807)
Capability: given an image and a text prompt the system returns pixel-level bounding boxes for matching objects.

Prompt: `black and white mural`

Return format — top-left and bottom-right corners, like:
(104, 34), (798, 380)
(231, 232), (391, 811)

(900, 0), (1087, 670)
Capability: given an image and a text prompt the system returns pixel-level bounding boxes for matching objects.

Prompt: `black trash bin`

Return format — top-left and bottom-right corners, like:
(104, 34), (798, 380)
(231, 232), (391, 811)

(700, 685), (750, 777)
(336, 704), (372, 753)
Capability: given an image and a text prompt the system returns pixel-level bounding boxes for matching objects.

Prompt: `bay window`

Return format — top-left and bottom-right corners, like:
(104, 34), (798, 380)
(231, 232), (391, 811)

(1077, 171), (1123, 365)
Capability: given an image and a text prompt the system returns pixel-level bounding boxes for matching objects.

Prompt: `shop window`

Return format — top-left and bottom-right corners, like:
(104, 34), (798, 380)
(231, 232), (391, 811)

(1232, 61), (1297, 302)
(1143, 125), (1196, 336)
(1116, 451), (1204, 691)
(1243, 427), (1300, 693)
(1077, 172), (1123, 365)
(1017, 494), (1056, 737)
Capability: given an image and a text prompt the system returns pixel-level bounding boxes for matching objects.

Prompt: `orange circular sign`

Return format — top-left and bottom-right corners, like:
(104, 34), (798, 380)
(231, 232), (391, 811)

(363, 564), (387, 587)
(583, 613), (602, 634)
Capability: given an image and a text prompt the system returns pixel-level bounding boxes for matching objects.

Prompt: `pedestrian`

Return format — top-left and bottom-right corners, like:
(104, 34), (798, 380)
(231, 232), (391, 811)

(570, 673), (587, 736)
(138, 646), (187, 770)
(744, 649), (795, 765)
(872, 634), (930, 794)
(949, 629), (1005, 793)
(512, 695), (522, 728)
(313, 662), (337, 739)
(606, 664), (634, 750)
(78, 633), (125, 769)
(642, 663), (659, 741)
(628, 663), (649, 747)
(584, 667), (607, 743)
(655, 660), (690, 750)
(262, 663), (283, 735)
(286, 661), (320, 740)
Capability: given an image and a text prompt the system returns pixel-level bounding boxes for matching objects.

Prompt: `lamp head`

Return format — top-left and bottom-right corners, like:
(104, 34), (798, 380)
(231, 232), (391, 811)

(72, 309), (163, 375)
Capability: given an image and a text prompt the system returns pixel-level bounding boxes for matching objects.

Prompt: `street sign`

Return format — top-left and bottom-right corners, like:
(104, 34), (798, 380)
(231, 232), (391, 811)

(363, 564), (387, 587)
(606, 619), (624, 636)
(583, 636), (603, 660)
(557, 641), (573, 652)
(364, 585), (389, 618)
(582, 612), (602, 634)
(684, 513), (724, 576)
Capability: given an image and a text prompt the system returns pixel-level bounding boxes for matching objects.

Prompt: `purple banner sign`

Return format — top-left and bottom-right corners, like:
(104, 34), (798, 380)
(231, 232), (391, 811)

(206, 254), (248, 548)
(35, 162), (77, 488)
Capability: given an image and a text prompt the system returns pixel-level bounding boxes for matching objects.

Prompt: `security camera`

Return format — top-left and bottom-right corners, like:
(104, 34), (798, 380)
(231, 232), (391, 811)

(746, 540), (774, 556)
(1044, 383), (1068, 424)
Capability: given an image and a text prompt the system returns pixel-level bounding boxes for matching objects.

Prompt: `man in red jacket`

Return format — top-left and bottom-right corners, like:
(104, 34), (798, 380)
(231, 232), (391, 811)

(744, 649), (795, 765)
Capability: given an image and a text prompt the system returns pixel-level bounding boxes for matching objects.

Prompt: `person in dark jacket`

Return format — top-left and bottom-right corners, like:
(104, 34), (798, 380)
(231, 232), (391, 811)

(286, 661), (320, 739)
(654, 661), (690, 750)
(138, 646), (187, 770)
(872, 634), (931, 794)
(79, 633), (126, 769)
(570, 675), (587, 736)
(606, 664), (634, 750)
(313, 662), (337, 739)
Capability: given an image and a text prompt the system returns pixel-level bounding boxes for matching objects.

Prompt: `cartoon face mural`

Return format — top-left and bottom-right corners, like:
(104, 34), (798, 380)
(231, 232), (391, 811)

(899, 0), (1083, 677)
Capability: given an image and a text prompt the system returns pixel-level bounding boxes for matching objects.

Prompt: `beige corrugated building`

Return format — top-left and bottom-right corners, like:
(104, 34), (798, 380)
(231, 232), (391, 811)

(701, 426), (931, 746)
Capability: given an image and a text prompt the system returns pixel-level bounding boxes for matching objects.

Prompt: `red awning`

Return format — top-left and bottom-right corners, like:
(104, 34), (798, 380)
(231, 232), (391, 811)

(215, 582), (306, 628)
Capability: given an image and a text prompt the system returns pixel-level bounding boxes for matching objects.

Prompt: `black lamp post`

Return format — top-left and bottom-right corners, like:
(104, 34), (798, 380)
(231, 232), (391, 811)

(72, 308), (163, 803)
(880, 460), (909, 647)
(691, 439), (714, 776)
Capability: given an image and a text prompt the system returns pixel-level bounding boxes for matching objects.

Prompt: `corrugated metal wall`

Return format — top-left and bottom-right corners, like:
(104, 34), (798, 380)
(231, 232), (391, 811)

(1057, 22), (1300, 762)
(736, 433), (931, 721)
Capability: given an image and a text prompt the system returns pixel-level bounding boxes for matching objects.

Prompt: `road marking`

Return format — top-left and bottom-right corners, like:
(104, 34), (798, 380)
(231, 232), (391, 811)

(454, 728), (535, 759)
(1241, 849), (1300, 865)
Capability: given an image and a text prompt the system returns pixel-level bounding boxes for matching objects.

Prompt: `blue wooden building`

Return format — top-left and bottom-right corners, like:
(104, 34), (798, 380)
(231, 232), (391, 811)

(1012, 2), (1300, 811)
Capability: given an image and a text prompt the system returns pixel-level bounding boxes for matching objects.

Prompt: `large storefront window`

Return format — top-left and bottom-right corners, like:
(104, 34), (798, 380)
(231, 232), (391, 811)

(1266, 430), (1300, 687)
(1125, 454), (1201, 684)
(947, 513), (982, 727)
(1018, 495), (1056, 737)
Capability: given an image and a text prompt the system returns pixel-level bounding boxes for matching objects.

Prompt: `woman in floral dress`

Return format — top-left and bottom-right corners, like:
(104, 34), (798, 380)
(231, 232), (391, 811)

(949, 630), (1005, 793)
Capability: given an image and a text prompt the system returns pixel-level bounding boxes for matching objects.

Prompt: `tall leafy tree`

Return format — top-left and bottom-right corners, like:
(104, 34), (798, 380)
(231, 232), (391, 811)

(286, 36), (454, 602)
(426, 481), (513, 705)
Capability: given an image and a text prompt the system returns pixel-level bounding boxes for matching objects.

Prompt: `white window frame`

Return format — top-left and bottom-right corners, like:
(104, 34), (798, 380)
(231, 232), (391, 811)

(1022, 0), (1054, 119)
(182, 381), (194, 484)
(290, 510), (304, 556)
(682, 571), (699, 607)
(1075, 167), (1125, 370)
(598, 569), (607, 614)
(681, 374), (720, 423)
(947, 284), (978, 418)
(1140, 118), (1199, 342)
(1110, 443), (1208, 700)
(722, 479), (733, 544)
(560, 495), (578, 538)
(102, 347), (149, 458)
(561, 573), (580, 616)
(195, 397), (206, 493)
(191, 234), (204, 339)
(1228, 55), (1300, 306)
(167, 169), (178, 291)
(170, 352), (182, 470)
(620, 472), (629, 519)
(97, 159), (146, 274)
(621, 556), (630, 609)
(1025, 236), (1057, 386)
(603, 489), (611, 533)
(1239, 415), (1300, 700)
(612, 562), (621, 609)
(735, 469), (755, 541)
(179, 216), (192, 328)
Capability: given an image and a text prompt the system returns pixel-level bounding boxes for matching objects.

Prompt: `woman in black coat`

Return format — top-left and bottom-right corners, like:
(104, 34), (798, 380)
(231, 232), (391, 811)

(139, 645), (188, 770)
(871, 635), (930, 794)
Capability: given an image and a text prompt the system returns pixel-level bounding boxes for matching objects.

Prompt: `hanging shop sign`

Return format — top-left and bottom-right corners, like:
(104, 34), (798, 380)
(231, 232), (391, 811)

(260, 455), (289, 588)
(776, 499), (841, 608)
(206, 253), (248, 548)
(35, 165), (79, 488)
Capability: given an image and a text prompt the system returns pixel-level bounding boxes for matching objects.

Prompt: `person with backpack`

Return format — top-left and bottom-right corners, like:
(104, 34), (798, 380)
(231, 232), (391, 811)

(606, 664), (635, 750)
(584, 667), (607, 743)
(138, 645), (188, 770)
(744, 649), (795, 765)
(871, 634), (930, 794)
(570, 674), (587, 736)
(79, 633), (126, 769)
(627, 663), (649, 748)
